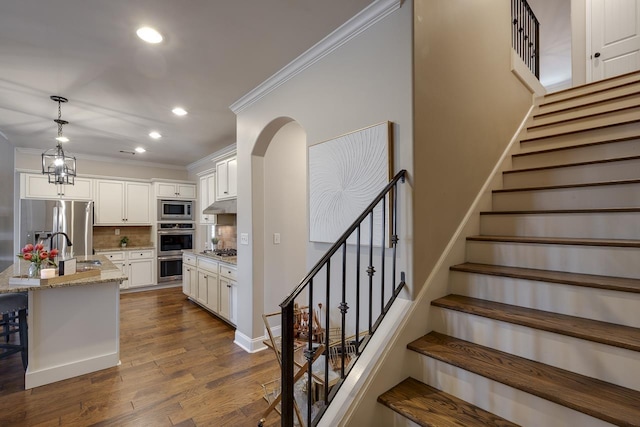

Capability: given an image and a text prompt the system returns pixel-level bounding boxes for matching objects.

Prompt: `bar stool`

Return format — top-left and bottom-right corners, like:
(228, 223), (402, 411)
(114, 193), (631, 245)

(0, 293), (28, 370)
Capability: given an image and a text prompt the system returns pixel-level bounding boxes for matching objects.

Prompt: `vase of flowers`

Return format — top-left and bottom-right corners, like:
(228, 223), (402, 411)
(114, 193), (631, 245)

(17, 243), (58, 278)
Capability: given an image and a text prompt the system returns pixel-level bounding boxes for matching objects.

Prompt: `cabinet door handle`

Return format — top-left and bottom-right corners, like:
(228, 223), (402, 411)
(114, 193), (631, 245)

(227, 285), (231, 288)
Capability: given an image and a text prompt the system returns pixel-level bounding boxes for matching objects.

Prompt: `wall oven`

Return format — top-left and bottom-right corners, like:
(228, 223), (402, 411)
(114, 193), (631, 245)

(158, 199), (194, 221)
(157, 223), (194, 282)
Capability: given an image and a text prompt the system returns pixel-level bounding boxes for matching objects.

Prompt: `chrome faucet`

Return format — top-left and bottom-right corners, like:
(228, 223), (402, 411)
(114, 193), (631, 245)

(49, 232), (73, 253)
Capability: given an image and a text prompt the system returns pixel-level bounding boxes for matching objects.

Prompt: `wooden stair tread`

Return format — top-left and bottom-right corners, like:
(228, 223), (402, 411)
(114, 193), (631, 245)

(408, 332), (640, 427)
(377, 377), (520, 427)
(513, 135), (640, 160)
(450, 262), (640, 294)
(503, 154), (640, 175)
(493, 177), (640, 193)
(535, 89), (640, 119)
(520, 118), (640, 144)
(467, 235), (640, 248)
(431, 295), (640, 352)
(527, 104), (640, 132)
(540, 69), (640, 106)
(480, 207), (640, 215)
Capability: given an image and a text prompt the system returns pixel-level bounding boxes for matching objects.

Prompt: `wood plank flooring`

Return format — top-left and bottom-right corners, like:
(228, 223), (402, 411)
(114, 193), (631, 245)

(0, 287), (281, 426)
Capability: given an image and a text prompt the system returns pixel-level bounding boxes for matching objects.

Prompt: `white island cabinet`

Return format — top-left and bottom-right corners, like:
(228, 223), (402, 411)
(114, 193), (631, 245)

(0, 255), (126, 390)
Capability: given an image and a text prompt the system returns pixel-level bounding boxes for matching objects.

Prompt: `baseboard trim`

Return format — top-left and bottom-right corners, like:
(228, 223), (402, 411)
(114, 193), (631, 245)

(234, 330), (268, 353)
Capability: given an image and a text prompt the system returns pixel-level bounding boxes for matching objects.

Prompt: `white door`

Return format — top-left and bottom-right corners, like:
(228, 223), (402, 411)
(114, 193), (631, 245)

(590, 0), (640, 81)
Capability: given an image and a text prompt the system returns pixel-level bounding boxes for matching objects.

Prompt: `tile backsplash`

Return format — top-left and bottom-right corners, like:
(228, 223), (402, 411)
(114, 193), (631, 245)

(93, 226), (153, 249)
(215, 225), (237, 249)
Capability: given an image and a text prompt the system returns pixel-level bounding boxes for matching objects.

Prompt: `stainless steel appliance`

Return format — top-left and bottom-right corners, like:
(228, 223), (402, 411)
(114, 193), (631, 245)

(158, 199), (193, 221)
(157, 223), (194, 282)
(20, 199), (93, 258)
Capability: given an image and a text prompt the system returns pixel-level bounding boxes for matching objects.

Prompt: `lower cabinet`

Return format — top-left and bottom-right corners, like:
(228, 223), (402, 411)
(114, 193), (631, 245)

(96, 249), (155, 290)
(182, 253), (236, 325)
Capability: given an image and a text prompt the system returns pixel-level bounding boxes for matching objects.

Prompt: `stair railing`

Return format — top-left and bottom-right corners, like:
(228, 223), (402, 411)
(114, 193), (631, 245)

(279, 169), (407, 426)
(511, 0), (540, 79)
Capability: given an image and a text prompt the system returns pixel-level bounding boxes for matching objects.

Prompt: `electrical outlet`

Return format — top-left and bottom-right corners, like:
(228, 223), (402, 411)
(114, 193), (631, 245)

(115, 228), (120, 236)
(273, 233), (280, 244)
(240, 233), (249, 245)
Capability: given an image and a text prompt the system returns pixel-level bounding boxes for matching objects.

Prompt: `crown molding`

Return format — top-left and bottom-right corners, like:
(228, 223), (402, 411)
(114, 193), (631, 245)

(186, 143), (237, 172)
(229, 0), (402, 114)
(15, 147), (186, 170)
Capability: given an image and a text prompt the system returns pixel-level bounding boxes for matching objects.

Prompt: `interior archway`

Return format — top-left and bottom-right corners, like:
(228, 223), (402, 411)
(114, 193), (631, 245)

(251, 118), (308, 323)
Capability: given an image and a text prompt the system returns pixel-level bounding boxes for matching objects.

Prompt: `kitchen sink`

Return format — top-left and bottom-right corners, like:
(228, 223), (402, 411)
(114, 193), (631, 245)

(77, 259), (102, 266)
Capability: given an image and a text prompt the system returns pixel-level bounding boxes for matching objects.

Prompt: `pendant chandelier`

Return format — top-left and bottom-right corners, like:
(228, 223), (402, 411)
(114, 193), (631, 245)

(41, 95), (77, 185)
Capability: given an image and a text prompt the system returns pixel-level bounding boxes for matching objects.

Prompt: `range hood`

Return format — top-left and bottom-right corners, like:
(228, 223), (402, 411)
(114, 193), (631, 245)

(203, 199), (237, 215)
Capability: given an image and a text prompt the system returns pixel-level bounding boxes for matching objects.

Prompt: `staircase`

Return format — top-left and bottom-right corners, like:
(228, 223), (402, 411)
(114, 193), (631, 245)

(378, 71), (640, 426)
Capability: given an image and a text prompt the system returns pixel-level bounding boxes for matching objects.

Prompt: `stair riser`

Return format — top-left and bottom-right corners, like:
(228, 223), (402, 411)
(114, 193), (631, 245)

(479, 212), (640, 239)
(503, 158), (640, 189)
(430, 308), (640, 392)
(449, 271), (640, 328)
(388, 413), (420, 427)
(512, 138), (640, 170)
(541, 71), (640, 104)
(413, 356), (614, 427)
(519, 121), (640, 152)
(492, 183), (640, 211)
(537, 82), (640, 115)
(533, 95), (640, 127)
(524, 107), (640, 140)
(466, 241), (639, 279)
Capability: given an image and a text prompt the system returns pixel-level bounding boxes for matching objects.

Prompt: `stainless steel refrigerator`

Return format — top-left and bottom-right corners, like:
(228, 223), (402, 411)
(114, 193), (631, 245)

(20, 199), (93, 258)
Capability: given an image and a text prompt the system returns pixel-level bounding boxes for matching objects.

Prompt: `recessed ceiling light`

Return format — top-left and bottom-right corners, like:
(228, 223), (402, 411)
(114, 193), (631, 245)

(55, 136), (69, 143)
(136, 27), (163, 44)
(172, 107), (187, 116)
(135, 147), (146, 153)
(149, 131), (162, 139)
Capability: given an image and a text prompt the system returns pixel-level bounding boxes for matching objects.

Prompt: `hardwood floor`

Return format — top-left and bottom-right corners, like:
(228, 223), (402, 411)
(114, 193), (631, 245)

(0, 287), (281, 426)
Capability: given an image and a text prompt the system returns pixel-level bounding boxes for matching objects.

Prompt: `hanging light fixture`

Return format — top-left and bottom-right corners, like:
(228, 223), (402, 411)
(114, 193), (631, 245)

(41, 95), (76, 185)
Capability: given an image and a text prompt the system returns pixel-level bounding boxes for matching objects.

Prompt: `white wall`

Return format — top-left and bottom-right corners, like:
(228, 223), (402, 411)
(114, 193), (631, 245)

(0, 139), (14, 270)
(234, 1), (413, 344)
(262, 121), (308, 314)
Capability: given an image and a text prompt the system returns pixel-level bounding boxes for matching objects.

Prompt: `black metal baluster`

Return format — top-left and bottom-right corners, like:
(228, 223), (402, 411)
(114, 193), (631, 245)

(355, 225), (361, 355)
(367, 212), (375, 332)
(340, 242), (348, 378)
(281, 302), (295, 427)
(306, 279), (314, 427)
(324, 260), (330, 405)
(380, 196), (386, 314)
(391, 183), (398, 294)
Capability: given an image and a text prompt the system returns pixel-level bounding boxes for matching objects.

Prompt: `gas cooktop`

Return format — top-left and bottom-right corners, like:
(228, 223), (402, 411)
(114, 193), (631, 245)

(211, 249), (237, 257)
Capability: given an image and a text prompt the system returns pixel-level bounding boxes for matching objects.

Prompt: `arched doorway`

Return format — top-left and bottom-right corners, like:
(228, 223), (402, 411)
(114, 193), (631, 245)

(251, 118), (308, 320)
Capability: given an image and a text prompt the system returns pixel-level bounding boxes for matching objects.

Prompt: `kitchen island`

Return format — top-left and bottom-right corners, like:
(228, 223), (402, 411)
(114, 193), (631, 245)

(0, 255), (126, 389)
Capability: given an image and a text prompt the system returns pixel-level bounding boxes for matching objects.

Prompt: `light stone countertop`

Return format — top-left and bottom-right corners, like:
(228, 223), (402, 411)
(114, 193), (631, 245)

(0, 255), (127, 294)
(94, 245), (156, 252)
(183, 250), (237, 266)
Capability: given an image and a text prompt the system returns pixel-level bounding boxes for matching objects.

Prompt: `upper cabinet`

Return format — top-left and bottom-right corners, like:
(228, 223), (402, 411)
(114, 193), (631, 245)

(154, 182), (196, 199)
(20, 173), (93, 200)
(95, 180), (151, 225)
(199, 173), (217, 225)
(215, 156), (237, 201)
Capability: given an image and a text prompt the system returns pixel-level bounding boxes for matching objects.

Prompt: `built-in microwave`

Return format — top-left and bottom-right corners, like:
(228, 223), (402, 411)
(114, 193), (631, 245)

(158, 199), (193, 221)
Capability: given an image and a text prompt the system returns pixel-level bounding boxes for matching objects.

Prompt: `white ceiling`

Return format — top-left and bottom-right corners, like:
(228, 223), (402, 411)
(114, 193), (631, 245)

(0, 0), (374, 167)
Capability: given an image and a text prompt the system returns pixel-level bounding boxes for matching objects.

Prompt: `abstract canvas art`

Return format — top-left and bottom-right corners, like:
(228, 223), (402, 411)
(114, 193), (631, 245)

(309, 122), (393, 245)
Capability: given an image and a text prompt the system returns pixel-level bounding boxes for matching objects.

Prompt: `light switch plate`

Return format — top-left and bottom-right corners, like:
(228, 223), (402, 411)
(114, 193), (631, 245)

(240, 233), (249, 245)
(273, 233), (280, 244)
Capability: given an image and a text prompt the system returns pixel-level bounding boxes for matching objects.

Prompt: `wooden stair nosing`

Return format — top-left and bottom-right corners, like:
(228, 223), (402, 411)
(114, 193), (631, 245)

(377, 377), (520, 427)
(408, 332), (640, 427)
(431, 294), (640, 352)
(535, 89), (640, 119)
(467, 234), (640, 248)
(527, 104), (640, 132)
(492, 177), (640, 193)
(540, 69), (640, 106)
(513, 135), (640, 160)
(480, 207), (640, 215)
(450, 262), (640, 294)
(504, 154), (640, 175)
(520, 118), (640, 144)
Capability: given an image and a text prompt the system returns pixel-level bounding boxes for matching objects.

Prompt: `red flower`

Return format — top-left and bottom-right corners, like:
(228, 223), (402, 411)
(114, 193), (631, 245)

(23, 252), (33, 261)
(39, 251), (49, 260)
(35, 243), (44, 251)
(50, 249), (59, 259)
(22, 244), (34, 253)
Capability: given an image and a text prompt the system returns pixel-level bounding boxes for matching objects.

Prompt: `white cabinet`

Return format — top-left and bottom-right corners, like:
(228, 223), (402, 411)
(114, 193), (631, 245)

(215, 157), (237, 200)
(20, 173), (93, 200)
(196, 257), (219, 309)
(96, 249), (155, 290)
(183, 254), (198, 300)
(199, 173), (217, 225)
(155, 182), (196, 199)
(218, 264), (237, 325)
(95, 180), (151, 225)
